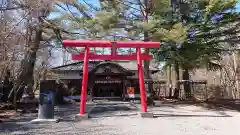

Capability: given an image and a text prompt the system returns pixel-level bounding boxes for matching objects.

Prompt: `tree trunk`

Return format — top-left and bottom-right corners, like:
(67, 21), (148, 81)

(168, 64), (172, 98)
(143, 31), (152, 95)
(182, 68), (192, 98)
(142, 0), (154, 103)
(173, 62), (180, 98)
(8, 27), (42, 102)
(1, 69), (11, 102)
(143, 0), (150, 79)
(232, 51), (239, 99)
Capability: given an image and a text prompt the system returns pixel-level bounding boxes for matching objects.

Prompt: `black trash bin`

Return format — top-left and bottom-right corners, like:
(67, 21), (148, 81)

(38, 92), (55, 119)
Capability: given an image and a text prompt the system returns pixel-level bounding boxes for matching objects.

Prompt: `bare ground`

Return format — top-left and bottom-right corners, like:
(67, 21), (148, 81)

(1, 101), (240, 135)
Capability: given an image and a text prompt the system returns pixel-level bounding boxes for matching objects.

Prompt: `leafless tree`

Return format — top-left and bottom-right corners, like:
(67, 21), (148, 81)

(219, 53), (240, 99)
(0, 0), (60, 104)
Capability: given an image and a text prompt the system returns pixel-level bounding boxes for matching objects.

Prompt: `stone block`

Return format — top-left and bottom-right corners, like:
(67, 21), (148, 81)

(140, 112), (154, 118)
(31, 118), (60, 124)
(74, 113), (89, 121)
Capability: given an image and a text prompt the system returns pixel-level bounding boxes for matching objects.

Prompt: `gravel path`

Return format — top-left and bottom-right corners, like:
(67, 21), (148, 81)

(1, 102), (240, 135)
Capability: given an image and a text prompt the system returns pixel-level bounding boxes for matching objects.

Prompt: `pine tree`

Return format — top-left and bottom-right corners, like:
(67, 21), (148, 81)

(50, 0), (172, 77)
(151, 0), (240, 97)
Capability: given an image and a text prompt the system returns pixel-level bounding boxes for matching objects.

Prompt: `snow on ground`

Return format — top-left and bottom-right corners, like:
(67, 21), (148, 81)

(1, 103), (240, 135)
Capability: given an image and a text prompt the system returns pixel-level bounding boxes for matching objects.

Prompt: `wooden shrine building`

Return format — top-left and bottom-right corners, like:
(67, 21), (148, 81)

(46, 60), (159, 100)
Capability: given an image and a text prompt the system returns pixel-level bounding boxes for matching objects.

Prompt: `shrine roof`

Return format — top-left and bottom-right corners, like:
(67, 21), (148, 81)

(51, 60), (159, 72)
(51, 61), (101, 71)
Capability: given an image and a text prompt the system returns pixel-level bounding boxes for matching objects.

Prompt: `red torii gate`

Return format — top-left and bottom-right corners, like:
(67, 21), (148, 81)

(62, 40), (160, 115)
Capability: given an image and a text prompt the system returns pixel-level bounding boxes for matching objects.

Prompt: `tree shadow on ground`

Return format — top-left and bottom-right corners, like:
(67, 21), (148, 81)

(203, 99), (240, 112)
(0, 112), (38, 133)
(0, 103), (93, 132)
(54, 103), (96, 121)
(90, 112), (138, 118)
(88, 103), (139, 118)
(90, 105), (137, 113)
(0, 120), (67, 135)
(153, 113), (232, 118)
(153, 99), (240, 112)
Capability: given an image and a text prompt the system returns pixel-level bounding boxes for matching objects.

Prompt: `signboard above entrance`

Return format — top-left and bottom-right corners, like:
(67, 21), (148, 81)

(95, 80), (121, 84)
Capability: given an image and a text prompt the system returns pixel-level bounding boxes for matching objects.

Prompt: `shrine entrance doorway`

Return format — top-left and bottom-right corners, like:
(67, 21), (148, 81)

(93, 82), (123, 99)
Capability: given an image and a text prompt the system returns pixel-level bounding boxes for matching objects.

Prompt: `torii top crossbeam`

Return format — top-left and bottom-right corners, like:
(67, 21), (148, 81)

(62, 40), (160, 48)
(63, 40), (160, 61)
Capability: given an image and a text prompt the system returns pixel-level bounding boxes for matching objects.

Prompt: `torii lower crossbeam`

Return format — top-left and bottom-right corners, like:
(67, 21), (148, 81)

(62, 40), (160, 116)
(72, 53), (153, 60)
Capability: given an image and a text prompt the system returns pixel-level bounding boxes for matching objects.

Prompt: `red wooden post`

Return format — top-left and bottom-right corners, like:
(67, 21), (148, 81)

(136, 48), (147, 112)
(80, 47), (90, 115)
(63, 40), (112, 47)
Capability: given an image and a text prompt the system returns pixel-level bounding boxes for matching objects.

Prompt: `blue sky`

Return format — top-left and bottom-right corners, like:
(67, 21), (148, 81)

(236, 2), (240, 12)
